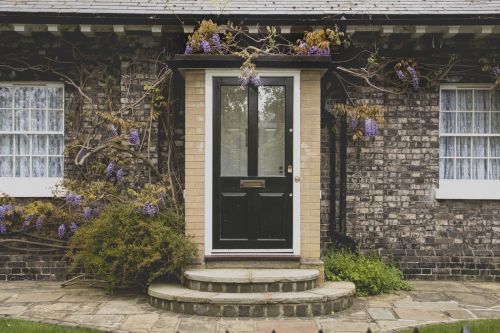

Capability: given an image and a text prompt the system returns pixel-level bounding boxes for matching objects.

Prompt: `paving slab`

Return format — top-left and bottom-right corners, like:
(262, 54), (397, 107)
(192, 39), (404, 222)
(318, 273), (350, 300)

(96, 301), (149, 314)
(65, 314), (126, 329)
(120, 313), (160, 332)
(444, 309), (476, 319)
(256, 320), (318, 333)
(5, 292), (65, 303)
(446, 291), (499, 307)
(185, 269), (319, 284)
(0, 305), (28, 315)
(151, 313), (180, 332)
(218, 320), (255, 332)
(409, 291), (452, 302)
(367, 307), (396, 321)
(469, 309), (500, 319)
(392, 301), (460, 310)
(320, 320), (378, 333)
(176, 318), (217, 333)
(393, 308), (450, 321)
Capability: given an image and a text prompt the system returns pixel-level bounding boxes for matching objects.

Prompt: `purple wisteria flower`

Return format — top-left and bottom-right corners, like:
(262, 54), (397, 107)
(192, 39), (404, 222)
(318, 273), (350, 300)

(116, 169), (125, 182)
(211, 33), (221, 50)
(129, 130), (140, 145)
(57, 224), (66, 238)
(406, 66), (419, 89)
(143, 202), (159, 217)
(295, 42), (308, 56)
(66, 193), (82, 206)
(0, 204), (13, 219)
(70, 222), (78, 233)
(492, 66), (500, 77)
(406, 66), (417, 77)
(395, 69), (405, 81)
(105, 161), (116, 177)
(35, 217), (44, 231)
(201, 40), (211, 54)
(0, 221), (6, 234)
(239, 75), (250, 88)
(22, 214), (32, 231)
(351, 117), (359, 130)
(364, 118), (378, 137)
(250, 75), (262, 87)
(184, 44), (193, 55)
(83, 207), (93, 221)
(110, 124), (118, 136)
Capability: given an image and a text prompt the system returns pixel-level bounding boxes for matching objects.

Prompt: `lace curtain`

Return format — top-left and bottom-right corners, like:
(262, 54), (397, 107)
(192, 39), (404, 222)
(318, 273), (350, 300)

(440, 88), (500, 180)
(0, 85), (64, 178)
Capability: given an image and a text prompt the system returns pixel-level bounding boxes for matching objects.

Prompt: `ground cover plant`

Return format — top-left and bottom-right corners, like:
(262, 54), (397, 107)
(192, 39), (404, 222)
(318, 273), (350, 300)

(399, 319), (500, 333)
(0, 318), (100, 333)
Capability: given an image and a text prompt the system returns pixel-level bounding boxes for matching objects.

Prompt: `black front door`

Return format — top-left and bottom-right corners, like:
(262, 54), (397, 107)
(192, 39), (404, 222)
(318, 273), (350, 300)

(213, 77), (293, 249)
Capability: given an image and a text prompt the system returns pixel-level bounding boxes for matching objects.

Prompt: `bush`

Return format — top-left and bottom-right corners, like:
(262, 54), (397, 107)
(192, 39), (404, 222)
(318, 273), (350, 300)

(68, 203), (196, 290)
(323, 249), (413, 296)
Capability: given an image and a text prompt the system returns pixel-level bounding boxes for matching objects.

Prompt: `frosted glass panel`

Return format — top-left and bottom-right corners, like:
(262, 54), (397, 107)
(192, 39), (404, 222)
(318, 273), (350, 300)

(440, 113), (455, 133)
(474, 112), (489, 133)
(493, 90), (500, 111)
(48, 110), (63, 131)
(456, 159), (471, 179)
(47, 87), (63, 109)
(0, 157), (13, 177)
(32, 135), (47, 155)
(473, 159), (488, 180)
(49, 157), (63, 177)
(457, 90), (472, 111)
(439, 137), (454, 157)
(31, 87), (46, 108)
(0, 87), (11, 108)
(490, 160), (500, 180)
(14, 109), (29, 131)
(15, 157), (30, 177)
(456, 137), (471, 157)
(0, 135), (13, 155)
(492, 113), (500, 133)
(440, 90), (456, 111)
(439, 158), (454, 179)
(220, 86), (248, 176)
(490, 138), (500, 157)
(49, 135), (64, 155)
(474, 90), (490, 111)
(32, 157), (47, 177)
(456, 112), (472, 133)
(14, 87), (30, 108)
(0, 109), (12, 131)
(15, 135), (30, 155)
(472, 137), (487, 157)
(258, 86), (285, 176)
(31, 109), (46, 131)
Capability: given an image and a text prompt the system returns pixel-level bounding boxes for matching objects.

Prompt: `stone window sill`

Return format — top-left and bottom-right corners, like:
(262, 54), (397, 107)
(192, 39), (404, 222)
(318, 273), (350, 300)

(435, 180), (500, 200)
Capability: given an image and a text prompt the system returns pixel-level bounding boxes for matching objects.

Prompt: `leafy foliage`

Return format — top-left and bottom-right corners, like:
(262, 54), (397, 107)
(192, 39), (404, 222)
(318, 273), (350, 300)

(324, 249), (413, 296)
(68, 203), (196, 290)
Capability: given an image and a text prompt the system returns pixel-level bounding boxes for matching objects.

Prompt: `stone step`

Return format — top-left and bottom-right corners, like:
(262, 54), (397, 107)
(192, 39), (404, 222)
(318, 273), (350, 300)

(183, 269), (320, 293)
(148, 281), (355, 317)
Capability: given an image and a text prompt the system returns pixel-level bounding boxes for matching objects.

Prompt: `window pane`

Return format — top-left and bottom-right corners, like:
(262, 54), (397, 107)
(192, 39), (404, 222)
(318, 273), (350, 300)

(15, 134), (30, 155)
(493, 89), (500, 111)
(440, 113), (455, 133)
(47, 87), (63, 109)
(220, 86), (248, 176)
(490, 160), (500, 180)
(14, 109), (29, 131)
(457, 90), (472, 111)
(0, 135), (13, 155)
(440, 90), (456, 111)
(0, 157), (13, 176)
(48, 135), (64, 155)
(490, 137), (500, 157)
(31, 109), (46, 132)
(474, 112), (489, 133)
(0, 109), (13, 131)
(0, 87), (11, 108)
(474, 90), (491, 111)
(258, 86), (285, 176)
(14, 87), (30, 109)
(456, 112), (472, 133)
(439, 158), (454, 179)
(492, 112), (500, 133)
(439, 137), (454, 157)
(31, 87), (46, 109)
(49, 157), (63, 177)
(15, 156), (30, 177)
(32, 157), (47, 177)
(456, 137), (471, 157)
(48, 110), (64, 132)
(456, 158), (471, 179)
(32, 135), (47, 155)
(472, 137), (487, 157)
(472, 159), (488, 180)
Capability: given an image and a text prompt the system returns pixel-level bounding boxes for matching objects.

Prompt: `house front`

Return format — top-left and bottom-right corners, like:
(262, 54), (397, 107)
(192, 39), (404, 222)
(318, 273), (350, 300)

(0, 0), (499, 316)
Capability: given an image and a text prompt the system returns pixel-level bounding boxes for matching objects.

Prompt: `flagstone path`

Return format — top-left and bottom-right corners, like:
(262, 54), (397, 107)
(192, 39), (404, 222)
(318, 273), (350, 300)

(0, 280), (499, 332)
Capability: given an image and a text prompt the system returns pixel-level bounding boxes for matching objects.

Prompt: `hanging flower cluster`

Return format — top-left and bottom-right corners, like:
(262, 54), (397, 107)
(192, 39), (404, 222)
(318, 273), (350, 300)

(333, 103), (385, 139)
(129, 130), (140, 145)
(293, 27), (345, 56)
(394, 60), (419, 90)
(0, 204), (14, 234)
(239, 55), (262, 89)
(66, 193), (82, 206)
(184, 20), (226, 55)
(105, 161), (126, 182)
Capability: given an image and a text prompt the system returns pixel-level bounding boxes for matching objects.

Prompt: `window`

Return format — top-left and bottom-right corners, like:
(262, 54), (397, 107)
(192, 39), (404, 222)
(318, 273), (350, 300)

(437, 85), (500, 199)
(0, 83), (64, 197)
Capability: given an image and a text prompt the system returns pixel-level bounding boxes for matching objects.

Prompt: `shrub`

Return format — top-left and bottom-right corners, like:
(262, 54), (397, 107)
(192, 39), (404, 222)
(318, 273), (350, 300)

(323, 249), (413, 296)
(68, 203), (196, 290)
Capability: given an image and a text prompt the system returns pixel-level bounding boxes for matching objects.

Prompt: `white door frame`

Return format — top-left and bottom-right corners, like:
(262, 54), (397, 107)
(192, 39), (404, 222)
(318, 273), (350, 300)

(204, 69), (301, 256)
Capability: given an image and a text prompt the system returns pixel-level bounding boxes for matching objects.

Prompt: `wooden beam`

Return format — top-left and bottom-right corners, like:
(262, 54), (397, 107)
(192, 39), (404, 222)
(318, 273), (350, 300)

(411, 25), (427, 38)
(280, 25), (291, 34)
(183, 25), (195, 34)
(475, 25), (494, 38)
(47, 24), (61, 37)
(248, 25), (259, 34)
(113, 25), (125, 35)
(13, 24), (30, 36)
(79, 24), (94, 37)
(381, 25), (394, 36)
(151, 25), (162, 36)
(443, 25), (461, 39)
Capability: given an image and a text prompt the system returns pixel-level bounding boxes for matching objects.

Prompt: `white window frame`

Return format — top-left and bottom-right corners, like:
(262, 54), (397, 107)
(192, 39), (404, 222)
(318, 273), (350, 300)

(204, 69), (301, 256)
(436, 83), (500, 200)
(0, 82), (64, 197)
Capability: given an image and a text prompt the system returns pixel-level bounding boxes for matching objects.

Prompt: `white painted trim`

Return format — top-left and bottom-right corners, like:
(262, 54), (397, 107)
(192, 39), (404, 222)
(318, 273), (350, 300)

(0, 178), (64, 197)
(204, 69), (301, 256)
(436, 180), (500, 200)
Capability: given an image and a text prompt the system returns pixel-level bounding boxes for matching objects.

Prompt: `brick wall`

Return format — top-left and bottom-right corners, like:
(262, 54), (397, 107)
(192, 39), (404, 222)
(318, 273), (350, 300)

(0, 253), (67, 281)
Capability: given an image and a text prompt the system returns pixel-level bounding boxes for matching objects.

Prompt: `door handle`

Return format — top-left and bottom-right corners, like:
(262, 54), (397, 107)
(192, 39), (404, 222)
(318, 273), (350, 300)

(294, 176), (301, 183)
(287, 165), (293, 174)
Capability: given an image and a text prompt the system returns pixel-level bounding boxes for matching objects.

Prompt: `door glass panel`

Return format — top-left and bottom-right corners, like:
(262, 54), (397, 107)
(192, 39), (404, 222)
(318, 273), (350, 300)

(220, 86), (248, 176)
(258, 86), (286, 176)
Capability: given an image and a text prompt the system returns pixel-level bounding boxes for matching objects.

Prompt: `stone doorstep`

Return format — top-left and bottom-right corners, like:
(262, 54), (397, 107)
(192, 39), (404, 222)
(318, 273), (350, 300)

(148, 282), (355, 306)
(184, 269), (319, 284)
